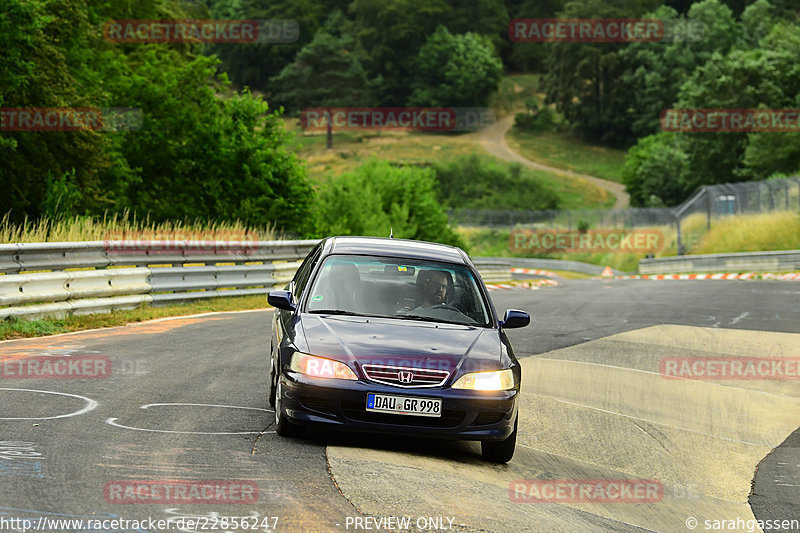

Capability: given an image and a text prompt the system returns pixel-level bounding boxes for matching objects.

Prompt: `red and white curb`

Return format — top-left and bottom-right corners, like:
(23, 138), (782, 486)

(486, 279), (559, 291)
(595, 272), (800, 281)
(510, 268), (560, 278)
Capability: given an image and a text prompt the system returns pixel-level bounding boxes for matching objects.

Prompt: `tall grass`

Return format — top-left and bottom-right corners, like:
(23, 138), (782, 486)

(0, 211), (279, 244)
(507, 129), (627, 183)
(692, 211), (800, 254)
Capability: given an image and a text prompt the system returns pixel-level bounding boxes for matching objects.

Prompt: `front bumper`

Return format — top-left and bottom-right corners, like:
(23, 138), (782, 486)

(278, 372), (518, 441)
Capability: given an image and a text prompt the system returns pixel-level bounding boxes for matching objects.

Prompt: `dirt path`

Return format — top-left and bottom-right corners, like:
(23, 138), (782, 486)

(471, 114), (630, 209)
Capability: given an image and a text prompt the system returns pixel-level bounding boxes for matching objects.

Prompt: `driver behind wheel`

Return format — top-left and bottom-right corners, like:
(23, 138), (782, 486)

(416, 270), (451, 309)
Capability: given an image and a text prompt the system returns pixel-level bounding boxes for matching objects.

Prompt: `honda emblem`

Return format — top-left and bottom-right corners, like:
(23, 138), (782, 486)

(398, 371), (413, 383)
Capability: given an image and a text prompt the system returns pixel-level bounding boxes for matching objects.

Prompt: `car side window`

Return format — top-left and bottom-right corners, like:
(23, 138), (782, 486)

(293, 246), (322, 299)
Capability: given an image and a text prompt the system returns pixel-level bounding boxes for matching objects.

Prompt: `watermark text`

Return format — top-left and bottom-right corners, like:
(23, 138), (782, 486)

(509, 479), (663, 503)
(510, 229), (664, 254)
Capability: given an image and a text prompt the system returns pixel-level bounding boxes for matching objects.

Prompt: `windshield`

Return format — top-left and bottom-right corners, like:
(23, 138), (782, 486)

(305, 255), (491, 327)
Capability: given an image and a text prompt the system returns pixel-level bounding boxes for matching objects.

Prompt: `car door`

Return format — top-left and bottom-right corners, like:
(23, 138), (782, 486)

(272, 244), (323, 367)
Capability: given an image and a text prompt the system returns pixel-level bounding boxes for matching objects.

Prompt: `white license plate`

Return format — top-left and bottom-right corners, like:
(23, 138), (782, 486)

(366, 393), (442, 418)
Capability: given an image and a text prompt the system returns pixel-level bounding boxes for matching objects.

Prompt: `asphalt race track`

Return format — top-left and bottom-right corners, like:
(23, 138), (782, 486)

(1, 278), (799, 533)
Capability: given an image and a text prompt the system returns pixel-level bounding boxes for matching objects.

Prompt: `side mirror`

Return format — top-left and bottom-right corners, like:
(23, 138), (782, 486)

(499, 309), (530, 329)
(268, 290), (296, 311)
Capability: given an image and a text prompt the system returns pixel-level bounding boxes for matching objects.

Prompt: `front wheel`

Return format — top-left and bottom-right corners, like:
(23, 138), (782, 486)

(268, 355), (277, 408)
(274, 377), (303, 437)
(481, 416), (517, 463)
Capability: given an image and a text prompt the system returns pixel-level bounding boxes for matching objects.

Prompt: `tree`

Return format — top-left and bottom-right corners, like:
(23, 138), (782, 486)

(408, 26), (503, 107)
(313, 160), (464, 247)
(674, 22), (800, 186)
(0, 0), (117, 220)
(271, 12), (377, 148)
(740, 0), (778, 45)
(1, 0), (315, 234)
(105, 48), (313, 233)
(349, 0), (507, 105)
(622, 132), (690, 206)
(505, 0), (566, 72)
(738, 22), (800, 180)
(619, 0), (741, 140)
(206, 0), (351, 93)
(622, 15), (800, 205)
(540, 0), (662, 147)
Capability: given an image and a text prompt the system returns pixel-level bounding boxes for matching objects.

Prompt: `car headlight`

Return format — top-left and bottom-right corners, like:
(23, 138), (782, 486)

(451, 369), (515, 391)
(290, 353), (357, 380)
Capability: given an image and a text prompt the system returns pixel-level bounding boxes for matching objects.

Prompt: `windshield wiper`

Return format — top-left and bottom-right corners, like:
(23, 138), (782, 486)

(308, 309), (363, 316)
(391, 313), (463, 325)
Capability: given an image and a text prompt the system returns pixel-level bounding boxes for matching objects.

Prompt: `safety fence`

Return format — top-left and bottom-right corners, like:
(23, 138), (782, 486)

(449, 176), (800, 255)
(0, 241), (513, 319)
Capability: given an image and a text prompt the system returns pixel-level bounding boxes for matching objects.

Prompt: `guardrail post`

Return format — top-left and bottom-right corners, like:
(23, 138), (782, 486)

(756, 184), (761, 212)
(676, 216), (684, 256)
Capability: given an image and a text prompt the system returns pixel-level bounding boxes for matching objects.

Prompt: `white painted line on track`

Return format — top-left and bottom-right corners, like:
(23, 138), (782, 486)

(729, 312), (749, 325)
(0, 388), (98, 420)
(140, 402), (272, 412)
(105, 402), (274, 435)
(105, 418), (274, 435)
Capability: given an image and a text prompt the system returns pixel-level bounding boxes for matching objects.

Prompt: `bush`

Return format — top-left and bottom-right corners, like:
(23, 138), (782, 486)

(514, 100), (557, 132)
(432, 154), (560, 210)
(622, 132), (691, 207)
(312, 160), (464, 247)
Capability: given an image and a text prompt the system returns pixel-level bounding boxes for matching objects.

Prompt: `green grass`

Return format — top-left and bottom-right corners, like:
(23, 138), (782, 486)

(691, 211), (800, 254)
(0, 211), (279, 244)
(286, 119), (614, 209)
(458, 224), (685, 273)
(507, 128), (627, 183)
(0, 295), (271, 341)
(530, 168), (615, 209)
(285, 118), (489, 184)
(458, 211), (800, 273)
(545, 270), (594, 280)
(433, 154), (612, 211)
(281, 74), (625, 214)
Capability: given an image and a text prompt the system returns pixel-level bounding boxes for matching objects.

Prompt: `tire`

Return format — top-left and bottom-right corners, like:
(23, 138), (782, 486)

(274, 377), (303, 437)
(481, 416), (517, 463)
(268, 354), (277, 409)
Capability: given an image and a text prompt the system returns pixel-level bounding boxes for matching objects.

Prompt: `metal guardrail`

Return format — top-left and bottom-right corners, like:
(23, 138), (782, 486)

(479, 257), (625, 276)
(0, 241), (319, 319)
(471, 259), (511, 283)
(0, 240), (318, 273)
(0, 241), (513, 319)
(639, 250), (800, 274)
(148, 261), (303, 305)
(0, 268), (151, 306)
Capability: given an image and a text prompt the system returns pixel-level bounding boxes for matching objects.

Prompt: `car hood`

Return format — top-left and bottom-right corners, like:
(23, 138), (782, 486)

(299, 314), (505, 374)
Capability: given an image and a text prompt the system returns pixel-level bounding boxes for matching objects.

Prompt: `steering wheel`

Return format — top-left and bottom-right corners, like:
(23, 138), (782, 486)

(430, 303), (460, 311)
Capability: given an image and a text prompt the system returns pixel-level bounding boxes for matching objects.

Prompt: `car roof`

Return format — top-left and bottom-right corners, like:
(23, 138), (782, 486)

(323, 236), (468, 265)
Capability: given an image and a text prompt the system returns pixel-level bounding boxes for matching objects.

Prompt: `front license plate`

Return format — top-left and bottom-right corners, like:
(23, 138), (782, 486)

(366, 393), (442, 418)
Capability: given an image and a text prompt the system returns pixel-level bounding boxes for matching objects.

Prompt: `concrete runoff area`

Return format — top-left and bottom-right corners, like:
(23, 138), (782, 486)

(327, 325), (800, 532)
